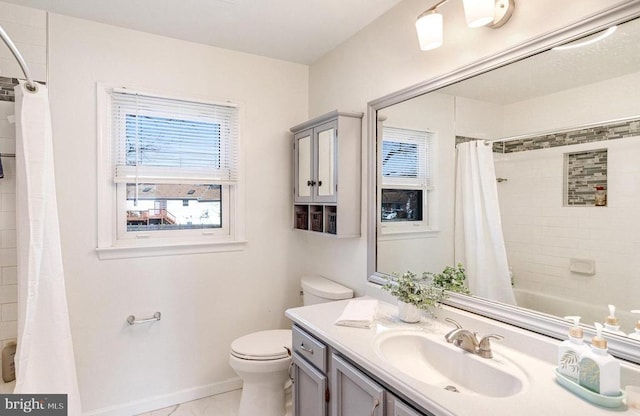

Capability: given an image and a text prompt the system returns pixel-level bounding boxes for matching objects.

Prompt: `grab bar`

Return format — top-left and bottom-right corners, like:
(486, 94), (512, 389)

(127, 312), (161, 325)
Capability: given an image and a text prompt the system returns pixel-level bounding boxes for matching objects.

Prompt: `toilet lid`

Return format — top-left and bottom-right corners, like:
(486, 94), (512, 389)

(231, 329), (292, 361)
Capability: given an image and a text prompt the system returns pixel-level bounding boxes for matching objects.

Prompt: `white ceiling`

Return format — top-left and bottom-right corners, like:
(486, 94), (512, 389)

(2, 0), (402, 64)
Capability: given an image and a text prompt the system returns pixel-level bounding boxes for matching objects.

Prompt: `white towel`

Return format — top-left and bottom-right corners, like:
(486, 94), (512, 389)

(335, 299), (378, 329)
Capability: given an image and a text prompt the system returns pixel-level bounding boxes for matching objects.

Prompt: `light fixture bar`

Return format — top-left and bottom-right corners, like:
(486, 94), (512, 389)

(415, 0), (515, 51)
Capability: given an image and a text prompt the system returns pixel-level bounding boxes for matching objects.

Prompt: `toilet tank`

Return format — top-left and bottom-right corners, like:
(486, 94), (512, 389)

(301, 275), (353, 306)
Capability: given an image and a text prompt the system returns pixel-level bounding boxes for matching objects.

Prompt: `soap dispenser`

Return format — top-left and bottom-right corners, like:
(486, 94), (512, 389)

(579, 323), (621, 396)
(557, 316), (590, 382)
(603, 304), (626, 336)
(629, 310), (640, 341)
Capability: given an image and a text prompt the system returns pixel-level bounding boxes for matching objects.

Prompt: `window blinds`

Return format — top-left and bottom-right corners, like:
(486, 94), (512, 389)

(111, 89), (239, 184)
(381, 126), (431, 186)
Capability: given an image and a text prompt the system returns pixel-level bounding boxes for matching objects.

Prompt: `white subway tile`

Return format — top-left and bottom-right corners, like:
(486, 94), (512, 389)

(2, 267), (16, 285)
(1, 303), (16, 322)
(0, 321), (17, 341)
(0, 138), (16, 155)
(0, 249), (16, 267)
(0, 285), (16, 304)
(1, 194), (15, 212)
(0, 211), (15, 230)
(1, 230), (15, 249)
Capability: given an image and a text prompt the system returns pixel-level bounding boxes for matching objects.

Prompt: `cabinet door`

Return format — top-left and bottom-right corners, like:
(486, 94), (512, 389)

(393, 400), (424, 416)
(331, 354), (384, 416)
(294, 129), (314, 203)
(314, 120), (338, 203)
(293, 353), (327, 416)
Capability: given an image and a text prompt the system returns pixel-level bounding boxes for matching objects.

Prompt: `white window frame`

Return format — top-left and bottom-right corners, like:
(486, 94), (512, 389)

(378, 126), (438, 239)
(96, 83), (246, 259)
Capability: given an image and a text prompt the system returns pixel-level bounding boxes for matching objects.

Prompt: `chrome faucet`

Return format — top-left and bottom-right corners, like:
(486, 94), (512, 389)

(444, 318), (503, 359)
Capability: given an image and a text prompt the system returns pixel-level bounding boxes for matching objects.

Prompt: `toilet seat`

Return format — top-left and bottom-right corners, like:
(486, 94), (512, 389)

(231, 329), (292, 361)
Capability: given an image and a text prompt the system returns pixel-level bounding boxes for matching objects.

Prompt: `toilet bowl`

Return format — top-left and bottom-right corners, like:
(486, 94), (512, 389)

(230, 276), (353, 416)
(229, 329), (292, 416)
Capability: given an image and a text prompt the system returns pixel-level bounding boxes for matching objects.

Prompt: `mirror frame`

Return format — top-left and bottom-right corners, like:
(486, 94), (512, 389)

(367, 2), (640, 364)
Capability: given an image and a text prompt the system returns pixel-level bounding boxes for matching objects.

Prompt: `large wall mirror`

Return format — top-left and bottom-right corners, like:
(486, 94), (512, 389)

(367, 3), (640, 363)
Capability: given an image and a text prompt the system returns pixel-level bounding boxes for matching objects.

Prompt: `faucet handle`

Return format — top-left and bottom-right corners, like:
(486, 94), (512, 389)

(478, 334), (504, 359)
(445, 318), (463, 329)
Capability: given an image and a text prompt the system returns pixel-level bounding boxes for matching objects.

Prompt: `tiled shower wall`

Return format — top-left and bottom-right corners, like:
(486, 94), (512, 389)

(494, 135), (640, 330)
(0, 1), (47, 382)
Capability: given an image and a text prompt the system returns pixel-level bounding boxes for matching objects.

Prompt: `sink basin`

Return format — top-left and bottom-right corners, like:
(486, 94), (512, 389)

(373, 329), (527, 397)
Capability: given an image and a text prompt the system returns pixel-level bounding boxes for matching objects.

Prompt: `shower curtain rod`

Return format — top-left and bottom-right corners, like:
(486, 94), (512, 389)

(0, 24), (37, 92)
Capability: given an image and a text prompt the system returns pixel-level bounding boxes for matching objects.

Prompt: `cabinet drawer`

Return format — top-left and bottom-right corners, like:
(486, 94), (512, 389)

(292, 326), (327, 372)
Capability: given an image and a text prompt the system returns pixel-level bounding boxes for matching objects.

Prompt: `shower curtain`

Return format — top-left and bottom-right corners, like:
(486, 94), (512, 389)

(455, 141), (516, 305)
(14, 81), (81, 415)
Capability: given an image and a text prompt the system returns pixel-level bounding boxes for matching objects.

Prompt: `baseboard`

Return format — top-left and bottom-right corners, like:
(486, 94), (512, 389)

(83, 377), (243, 416)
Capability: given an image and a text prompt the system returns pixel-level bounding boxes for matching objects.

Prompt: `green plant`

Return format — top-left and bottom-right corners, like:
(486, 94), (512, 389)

(427, 263), (471, 295)
(382, 271), (447, 312)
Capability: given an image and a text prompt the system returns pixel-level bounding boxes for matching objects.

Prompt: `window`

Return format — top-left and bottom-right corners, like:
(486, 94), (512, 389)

(97, 85), (245, 258)
(379, 126), (434, 235)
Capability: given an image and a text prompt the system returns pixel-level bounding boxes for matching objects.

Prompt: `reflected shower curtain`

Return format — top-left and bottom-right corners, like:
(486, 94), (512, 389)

(14, 81), (81, 415)
(455, 141), (516, 305)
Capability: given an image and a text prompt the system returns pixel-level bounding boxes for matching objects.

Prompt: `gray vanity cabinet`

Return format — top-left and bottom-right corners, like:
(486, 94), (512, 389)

(292, 352), (327, 416)
(292, 325), (430, 416)
(331, 354), (385, 416)
(292, 325), (329, 416)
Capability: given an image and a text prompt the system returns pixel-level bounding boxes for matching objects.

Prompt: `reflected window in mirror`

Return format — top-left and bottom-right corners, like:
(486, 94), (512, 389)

(379, 127), (433, 232)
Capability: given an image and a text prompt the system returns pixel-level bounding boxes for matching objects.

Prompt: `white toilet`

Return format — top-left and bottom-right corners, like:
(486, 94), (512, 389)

(229, 275), (353, 416)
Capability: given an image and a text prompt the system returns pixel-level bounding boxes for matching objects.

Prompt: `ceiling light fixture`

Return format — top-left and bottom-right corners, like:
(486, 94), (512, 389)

(552, 26), (617, 51)
(416, 0), (515, 51)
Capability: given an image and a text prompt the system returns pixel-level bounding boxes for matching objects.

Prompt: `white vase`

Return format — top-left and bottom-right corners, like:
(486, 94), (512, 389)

(397, 301), (422, 323)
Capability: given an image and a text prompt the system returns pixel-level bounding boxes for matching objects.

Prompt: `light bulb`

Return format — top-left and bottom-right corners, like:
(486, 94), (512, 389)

(462, 0), (495, 28)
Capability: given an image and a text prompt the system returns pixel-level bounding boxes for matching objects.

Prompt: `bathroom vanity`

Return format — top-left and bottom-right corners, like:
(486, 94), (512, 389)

(286, 299), (640, 416)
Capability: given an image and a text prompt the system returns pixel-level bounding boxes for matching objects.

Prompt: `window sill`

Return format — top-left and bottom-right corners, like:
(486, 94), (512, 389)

(377, 226), (439, 241)
(96, 239), (247, 259)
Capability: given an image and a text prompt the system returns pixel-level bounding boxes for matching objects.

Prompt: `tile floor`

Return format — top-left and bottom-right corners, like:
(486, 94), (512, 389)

(137, 389), (293, 416)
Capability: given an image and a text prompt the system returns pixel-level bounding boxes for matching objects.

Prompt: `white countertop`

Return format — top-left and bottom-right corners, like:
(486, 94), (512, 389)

(286, 298), (640, 416)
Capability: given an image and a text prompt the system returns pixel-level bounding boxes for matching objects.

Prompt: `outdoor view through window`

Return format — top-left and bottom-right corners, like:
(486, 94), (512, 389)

(126, 183), (222, 231)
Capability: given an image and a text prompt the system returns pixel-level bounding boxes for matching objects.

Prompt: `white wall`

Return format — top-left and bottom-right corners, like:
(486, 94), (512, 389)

(45, 13), (308, 415)
(503, 71), (640, 137)
(0, 1), (46, 390)
(305, 0), (631, 296)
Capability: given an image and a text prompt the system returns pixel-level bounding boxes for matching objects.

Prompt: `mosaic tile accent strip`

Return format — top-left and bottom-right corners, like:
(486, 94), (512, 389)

(502, 119), (640, 153)
(456, 118), (640, 154)
(565, 149), (607, 206)
(0, 77), (19, 102)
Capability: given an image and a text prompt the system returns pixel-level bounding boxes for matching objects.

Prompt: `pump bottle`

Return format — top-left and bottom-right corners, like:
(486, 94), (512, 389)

(603, 304), (626, 336)
(579, 323), (620, 396)
(557, 316), (589, 382)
